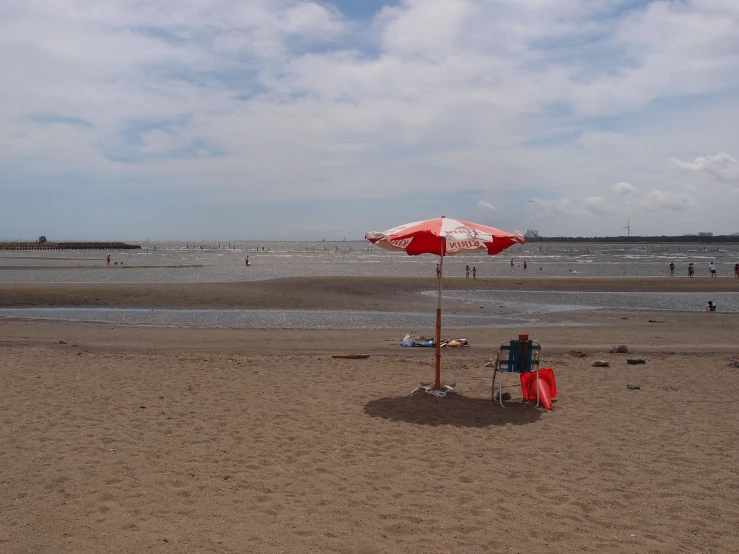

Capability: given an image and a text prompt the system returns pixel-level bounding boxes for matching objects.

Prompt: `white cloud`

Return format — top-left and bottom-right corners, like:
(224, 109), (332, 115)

(584, 196), (613, 215)
(644, 190), (696, 212)
(476, 200), (498, 213)
(529, 199), (574, 217)
(674, 152), (739, 184)
(612, 182), (638, 195)
(1, 0), (738, 237)
(138, 129), (187, 155)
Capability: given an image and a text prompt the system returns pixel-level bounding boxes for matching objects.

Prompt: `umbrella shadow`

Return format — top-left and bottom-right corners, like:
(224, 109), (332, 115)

(364, 394), (544, 428)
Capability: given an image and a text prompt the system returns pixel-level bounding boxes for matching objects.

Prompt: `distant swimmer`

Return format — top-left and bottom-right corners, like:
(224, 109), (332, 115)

(245, 256), (250, 266)
(706, 300), (716, 312)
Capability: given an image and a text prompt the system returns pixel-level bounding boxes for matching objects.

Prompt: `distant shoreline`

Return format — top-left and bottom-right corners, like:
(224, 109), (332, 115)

(2, 237), (737, 246)
(525, 235), (739, 243)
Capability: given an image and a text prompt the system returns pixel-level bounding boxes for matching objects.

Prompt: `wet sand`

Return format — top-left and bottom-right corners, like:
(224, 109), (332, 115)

(1, 308), (738, 355)
(1, 276), (737, 313)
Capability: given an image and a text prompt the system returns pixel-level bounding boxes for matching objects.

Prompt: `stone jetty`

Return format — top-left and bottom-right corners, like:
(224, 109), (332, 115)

(0, 241), (142, 251)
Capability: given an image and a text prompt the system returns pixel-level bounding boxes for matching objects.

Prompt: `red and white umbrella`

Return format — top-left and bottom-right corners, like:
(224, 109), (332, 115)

(366, 216), (524, 389)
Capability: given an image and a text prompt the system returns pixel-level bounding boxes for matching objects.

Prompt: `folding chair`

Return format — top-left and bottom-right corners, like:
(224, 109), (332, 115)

(492, 337), (541, 407)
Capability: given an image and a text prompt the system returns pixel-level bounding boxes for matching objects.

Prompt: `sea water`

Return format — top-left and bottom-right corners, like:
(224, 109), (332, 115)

(1, 240), (738, 283)
(1, 241), (737, 328)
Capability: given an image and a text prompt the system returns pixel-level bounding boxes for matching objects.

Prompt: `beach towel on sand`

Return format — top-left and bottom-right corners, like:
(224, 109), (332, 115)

(400, 335), (470, 347)
(401, 334), (435, 347)
(441, 338), (469, 348)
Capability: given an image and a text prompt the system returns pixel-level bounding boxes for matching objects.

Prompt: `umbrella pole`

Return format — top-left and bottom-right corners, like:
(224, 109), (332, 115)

(434, 253), (444, 388)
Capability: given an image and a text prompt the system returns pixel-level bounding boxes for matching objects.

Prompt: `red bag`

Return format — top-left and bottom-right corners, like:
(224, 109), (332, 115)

(520, 367), (556, 410)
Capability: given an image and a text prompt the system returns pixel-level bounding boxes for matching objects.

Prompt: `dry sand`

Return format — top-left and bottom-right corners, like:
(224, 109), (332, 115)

(1, 277), (739, 553)
(1, 344), (739, 553)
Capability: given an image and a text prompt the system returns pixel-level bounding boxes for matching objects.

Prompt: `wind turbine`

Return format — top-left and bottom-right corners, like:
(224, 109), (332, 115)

(622, 219), (632, 237)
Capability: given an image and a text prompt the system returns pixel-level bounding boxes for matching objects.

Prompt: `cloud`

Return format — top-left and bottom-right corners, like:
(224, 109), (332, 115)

(674, 152), (739, 184)
(529, 198), (574, 217)
(583, 196), (613, 215)
(476, 200), (498, 213)
(612, 182), (637, 195)
(644, 190), (696, 212)
(1, 0), (739, 238)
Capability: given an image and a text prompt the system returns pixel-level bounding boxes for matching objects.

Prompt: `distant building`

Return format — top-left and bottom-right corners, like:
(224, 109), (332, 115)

(525, 229), (539, 238)
(698, 232), (714, 237)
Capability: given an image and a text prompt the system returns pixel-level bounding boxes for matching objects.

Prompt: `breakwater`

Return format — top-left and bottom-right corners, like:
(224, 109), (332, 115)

(0, 242), (142, 251)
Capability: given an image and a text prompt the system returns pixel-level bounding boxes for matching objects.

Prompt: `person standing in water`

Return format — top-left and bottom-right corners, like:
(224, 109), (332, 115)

(688, 263), (694, 278)
(709, 262), (716, 278)
(669, 261), (675, 275)
(245, 256), (250, 266)
(465, 265), (470, 279)
(472, 266), (477, 279)
(734, 263), (739, 278)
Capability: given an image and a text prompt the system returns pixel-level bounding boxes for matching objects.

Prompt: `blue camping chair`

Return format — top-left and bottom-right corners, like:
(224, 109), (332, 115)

(492, 338), (542, 407)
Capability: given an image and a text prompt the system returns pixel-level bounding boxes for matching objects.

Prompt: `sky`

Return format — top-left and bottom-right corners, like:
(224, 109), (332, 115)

(1, 0), (738, 241)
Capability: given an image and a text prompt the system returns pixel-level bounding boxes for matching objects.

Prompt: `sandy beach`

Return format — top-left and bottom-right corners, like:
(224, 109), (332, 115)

(1, 277), (738, 553)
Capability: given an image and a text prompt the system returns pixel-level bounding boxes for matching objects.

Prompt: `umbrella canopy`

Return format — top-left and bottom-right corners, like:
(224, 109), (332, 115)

(366, 216), (524, 389)
(365, 216), (522, 257)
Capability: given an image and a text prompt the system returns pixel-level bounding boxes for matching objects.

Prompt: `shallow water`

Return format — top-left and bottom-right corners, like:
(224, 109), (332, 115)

(0, 285), (734, 329)
(0, 307), (567, 329)
(1, 241), (737, 283)
(435, 290), (739, 313)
